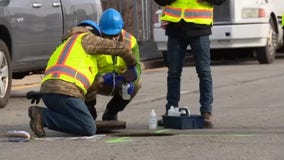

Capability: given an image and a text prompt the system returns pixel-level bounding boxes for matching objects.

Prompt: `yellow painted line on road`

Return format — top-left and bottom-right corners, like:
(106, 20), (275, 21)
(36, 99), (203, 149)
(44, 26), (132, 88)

(12, 83), (40, 90)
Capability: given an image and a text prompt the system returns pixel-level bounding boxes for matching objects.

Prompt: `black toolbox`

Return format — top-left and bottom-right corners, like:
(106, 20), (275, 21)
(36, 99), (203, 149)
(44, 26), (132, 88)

(162, 115), (204, 129)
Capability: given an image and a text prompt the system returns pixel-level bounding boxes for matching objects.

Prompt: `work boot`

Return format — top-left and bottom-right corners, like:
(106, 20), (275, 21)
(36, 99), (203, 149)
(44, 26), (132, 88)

(102, 94), (130, 121)
(28, 106), (45, 137)
(102, 109), (118, 121)
(202, 112), (214, 128)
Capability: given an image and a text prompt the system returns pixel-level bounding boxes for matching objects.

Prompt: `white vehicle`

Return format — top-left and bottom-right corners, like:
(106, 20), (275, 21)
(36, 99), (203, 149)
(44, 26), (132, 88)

(153, 0), (284, 64)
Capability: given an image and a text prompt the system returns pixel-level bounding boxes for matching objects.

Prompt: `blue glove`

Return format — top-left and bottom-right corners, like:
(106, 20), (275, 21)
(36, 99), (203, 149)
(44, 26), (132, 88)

(114, 75), (124, 86)
(103, 72), (124, 87)
(103, 73), (115, 85)
(127, 82), (135, 95)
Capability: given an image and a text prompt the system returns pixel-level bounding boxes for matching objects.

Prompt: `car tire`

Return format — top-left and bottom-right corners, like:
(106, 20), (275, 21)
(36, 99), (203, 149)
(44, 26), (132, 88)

(256, 18), (277, 64)
(0, 40), (12, 108)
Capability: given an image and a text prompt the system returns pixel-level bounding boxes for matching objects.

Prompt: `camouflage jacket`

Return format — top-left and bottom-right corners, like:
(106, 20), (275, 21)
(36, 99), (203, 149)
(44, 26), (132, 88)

(40, 27), (137, 100)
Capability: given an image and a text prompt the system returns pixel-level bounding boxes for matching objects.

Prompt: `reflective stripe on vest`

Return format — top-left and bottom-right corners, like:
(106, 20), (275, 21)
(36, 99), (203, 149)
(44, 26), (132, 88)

(43, 34), (93, 91)
(161, 0), (213, 25)
(56, 35), (77, 64)
(184, 9), (212, 19)
(163, 7), (212, 19)
(122, 30), (132, 48)
(163, 7), (182, 18)
(45, 65), (91, 89)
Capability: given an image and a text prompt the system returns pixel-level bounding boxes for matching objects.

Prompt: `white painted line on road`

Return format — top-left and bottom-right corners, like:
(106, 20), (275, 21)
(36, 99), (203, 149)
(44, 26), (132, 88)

(32, 134), (105, 141)
(179, 133), (255, 137)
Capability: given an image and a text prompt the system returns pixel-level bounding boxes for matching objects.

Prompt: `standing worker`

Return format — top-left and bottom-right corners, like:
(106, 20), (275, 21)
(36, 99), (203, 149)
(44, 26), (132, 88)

(86, 8), (141, 121)
(28, 20), (137, 137)
(154, 0), (226, 128)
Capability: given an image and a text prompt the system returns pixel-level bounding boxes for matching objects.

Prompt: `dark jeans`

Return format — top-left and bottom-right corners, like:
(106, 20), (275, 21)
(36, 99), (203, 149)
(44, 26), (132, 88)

(42, 93), (96, 136)
(166, 35), (213, 114)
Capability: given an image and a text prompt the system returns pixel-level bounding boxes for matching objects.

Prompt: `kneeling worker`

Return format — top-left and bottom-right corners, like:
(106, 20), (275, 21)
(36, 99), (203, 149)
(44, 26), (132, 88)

(28, 20), (137, 137)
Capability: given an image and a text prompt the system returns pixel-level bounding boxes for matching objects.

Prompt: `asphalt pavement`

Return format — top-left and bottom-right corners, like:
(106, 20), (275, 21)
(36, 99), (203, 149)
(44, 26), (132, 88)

(1, 56), (284, 160)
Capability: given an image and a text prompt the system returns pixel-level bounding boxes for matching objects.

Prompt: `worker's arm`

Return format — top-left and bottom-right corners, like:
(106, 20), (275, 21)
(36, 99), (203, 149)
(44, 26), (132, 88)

(62, 26), (89, 42)
(82, 33), (137, 67)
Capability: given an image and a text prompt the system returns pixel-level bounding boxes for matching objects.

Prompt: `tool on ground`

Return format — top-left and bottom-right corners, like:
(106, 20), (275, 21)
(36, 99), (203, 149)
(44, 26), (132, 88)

(96, 120), (126, 132)
(2, 130), (31, 142)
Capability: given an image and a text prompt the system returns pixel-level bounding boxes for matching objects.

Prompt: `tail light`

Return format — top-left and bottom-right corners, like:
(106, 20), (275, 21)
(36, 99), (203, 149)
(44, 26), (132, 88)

(242, 8), (266, 18)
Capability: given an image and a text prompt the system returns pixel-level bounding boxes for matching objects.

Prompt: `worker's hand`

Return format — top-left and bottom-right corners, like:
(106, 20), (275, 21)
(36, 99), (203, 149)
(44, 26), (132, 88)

(103, 72), (124, 87)
(161, 21), (169, 30)
(127, 82), (135, 95)
(123, 66), (137, 83)
(26, 91), (43, 104)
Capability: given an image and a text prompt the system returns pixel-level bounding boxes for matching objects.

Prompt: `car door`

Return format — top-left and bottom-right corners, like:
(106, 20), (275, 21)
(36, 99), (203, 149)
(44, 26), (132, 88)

(60, 0), (102, 32)
(9, 0), (62, 71)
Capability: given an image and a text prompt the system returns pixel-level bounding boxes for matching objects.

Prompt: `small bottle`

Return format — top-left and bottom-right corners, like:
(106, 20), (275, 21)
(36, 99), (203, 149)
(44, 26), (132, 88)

(122, 83), (131, 100)
(149, 109), (157, 129)
(167, 106), (175, 116)
(174, 107), (180, 116)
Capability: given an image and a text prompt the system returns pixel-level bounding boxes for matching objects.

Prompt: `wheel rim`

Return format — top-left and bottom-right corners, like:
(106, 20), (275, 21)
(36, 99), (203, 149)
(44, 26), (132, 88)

(0, 50), (9, 98)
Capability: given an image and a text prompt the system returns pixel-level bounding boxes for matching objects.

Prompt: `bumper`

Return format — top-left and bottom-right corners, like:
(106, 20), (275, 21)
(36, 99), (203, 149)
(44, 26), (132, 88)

(210, 23), (270, 49)
(153, 23), (270, 51)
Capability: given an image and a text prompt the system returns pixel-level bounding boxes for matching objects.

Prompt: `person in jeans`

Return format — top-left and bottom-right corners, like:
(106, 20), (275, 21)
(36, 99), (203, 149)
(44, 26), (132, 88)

(28, 20), (137, 137)
(154, 0), (226, 128)
(55, 9), (141, 122)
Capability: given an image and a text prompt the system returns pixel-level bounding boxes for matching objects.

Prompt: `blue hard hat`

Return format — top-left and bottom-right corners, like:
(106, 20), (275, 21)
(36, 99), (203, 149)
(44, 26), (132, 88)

(99, 8), (124, 35)
(78, 20), (101, 35)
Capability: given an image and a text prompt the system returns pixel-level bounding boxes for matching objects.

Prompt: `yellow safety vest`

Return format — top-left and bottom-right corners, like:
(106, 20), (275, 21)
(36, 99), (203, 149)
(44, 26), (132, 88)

(97, 29), (137, 74)
(160, 0), (213, 25)
(282, 14), (284, 28)
(41, 33), (98, 94)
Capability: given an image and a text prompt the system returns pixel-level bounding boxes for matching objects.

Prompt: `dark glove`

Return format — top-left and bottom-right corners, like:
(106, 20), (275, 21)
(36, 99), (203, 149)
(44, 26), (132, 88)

(127, 82), (135, 95)
(103, 72), (124, 87)
(123, 66), (137, 83)
(154, 0), (176, 6)
(26, 91), (43, 104)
